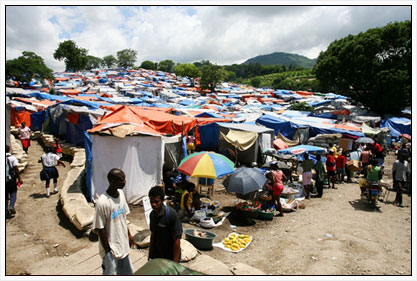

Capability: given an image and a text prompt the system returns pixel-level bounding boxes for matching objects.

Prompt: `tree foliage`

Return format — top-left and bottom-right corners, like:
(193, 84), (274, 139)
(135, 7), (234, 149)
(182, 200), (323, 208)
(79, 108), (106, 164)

(86, 55), (103, 70)
(289, 102), (315, 113)
(6, 51), (53, 83)
(200, 64), (227, 92)
(140, 60), (157, 70)
(102, 55), (117, 68)
(158, 59), (175, 73)
(53, 40), (88, 71)
(117, 49), (137, 68)
(313, 20), (411, 115)
(174, 63), (201, 79)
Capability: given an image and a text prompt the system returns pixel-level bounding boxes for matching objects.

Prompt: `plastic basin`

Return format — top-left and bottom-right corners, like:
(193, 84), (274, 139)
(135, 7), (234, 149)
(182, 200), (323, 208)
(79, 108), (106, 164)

(184, 228), (217, 250)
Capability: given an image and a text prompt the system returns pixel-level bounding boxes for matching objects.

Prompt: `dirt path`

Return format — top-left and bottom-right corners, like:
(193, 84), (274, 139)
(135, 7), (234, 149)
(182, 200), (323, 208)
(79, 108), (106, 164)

(5, 140), (91, 275)
(5, 146), (411, 276)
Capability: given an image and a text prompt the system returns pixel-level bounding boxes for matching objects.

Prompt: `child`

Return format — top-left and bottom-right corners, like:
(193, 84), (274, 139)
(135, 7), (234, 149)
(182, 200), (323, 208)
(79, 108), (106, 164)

(53, 138), (63, 158)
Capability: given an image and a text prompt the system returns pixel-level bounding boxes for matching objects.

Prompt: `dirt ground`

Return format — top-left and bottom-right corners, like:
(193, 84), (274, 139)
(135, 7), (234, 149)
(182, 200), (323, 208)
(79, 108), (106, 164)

(5, 139), (412, 276)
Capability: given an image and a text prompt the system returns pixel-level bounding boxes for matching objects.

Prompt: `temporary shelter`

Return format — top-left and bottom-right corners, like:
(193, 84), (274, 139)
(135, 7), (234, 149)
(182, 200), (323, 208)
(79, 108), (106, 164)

(198, 122), (274, 166)
(85, 105), (191, 203)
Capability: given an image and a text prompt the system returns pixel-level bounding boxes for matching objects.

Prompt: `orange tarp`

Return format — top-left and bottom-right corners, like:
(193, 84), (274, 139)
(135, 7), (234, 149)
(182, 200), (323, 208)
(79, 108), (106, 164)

(59, 89), (82, 96)
(295, 91), (314, 96)
(334, 124), (362, 132)
(130, 107), (196, 136)
(90, 106), (162, 136)
(54, 77), (69, 81)
(15, 98), (56, 108)
(332, 109), (351, 116)
(10, 107), (32, 128)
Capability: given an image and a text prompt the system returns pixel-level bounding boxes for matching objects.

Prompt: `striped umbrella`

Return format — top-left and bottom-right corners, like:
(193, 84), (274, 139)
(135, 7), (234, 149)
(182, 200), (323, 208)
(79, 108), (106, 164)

(178, 151), (235, 179)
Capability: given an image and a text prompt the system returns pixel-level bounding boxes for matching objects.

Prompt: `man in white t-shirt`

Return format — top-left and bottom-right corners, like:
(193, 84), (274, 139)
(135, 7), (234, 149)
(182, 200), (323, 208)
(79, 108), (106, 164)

(93, 168), (135, 275)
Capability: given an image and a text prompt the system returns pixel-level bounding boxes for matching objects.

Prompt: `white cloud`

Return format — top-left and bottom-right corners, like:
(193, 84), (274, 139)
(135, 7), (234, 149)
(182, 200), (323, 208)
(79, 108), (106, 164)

(5, 5), (412, 71)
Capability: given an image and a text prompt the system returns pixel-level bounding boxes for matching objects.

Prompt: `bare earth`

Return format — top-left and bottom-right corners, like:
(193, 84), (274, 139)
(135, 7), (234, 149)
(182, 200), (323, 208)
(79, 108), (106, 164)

(5, 139), (412, 276)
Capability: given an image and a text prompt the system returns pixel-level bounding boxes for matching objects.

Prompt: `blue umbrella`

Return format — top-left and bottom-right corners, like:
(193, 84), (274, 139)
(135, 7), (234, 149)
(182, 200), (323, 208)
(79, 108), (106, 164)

(278, 144), (326, 155)
(223, 167), (267, 195)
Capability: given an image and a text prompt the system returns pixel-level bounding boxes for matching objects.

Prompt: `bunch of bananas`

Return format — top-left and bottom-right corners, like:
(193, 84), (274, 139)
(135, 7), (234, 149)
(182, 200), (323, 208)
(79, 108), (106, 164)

(222, 233), (251, 251)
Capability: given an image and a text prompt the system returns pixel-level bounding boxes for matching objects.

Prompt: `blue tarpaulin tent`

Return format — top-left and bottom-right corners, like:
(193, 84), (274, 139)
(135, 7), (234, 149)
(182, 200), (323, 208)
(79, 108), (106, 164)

(256, 114), (298, 139)
(380, 117), (411, 138)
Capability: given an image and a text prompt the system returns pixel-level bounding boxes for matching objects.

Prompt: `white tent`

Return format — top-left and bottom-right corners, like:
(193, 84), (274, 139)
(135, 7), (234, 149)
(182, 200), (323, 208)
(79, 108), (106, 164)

(90, 133), (182, 204)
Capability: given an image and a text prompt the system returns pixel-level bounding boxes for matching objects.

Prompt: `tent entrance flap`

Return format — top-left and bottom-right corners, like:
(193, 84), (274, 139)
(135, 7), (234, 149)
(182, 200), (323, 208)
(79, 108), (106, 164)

(220, 129), (258, 151)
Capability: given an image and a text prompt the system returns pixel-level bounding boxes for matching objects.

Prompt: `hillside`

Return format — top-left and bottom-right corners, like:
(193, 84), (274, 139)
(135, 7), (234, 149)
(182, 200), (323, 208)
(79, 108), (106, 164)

(242, 52), (316, 69)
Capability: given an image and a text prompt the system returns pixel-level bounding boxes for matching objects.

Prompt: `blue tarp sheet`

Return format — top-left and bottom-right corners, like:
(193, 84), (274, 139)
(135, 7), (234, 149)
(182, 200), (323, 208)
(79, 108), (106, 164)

(27, 92), (70, 102)
(60, 99), (102, 109)
(256, 114), (298, 139)
(30, 110), (46, 131)
(65, 114), (93, 146)
(195, 112), (224, 118)
(84, 131), (93, 202)
(309, 112), (338, 120)
(198, 122), (221, 151)
(179, 99), (194, 106)
(380, 117), (411, 138)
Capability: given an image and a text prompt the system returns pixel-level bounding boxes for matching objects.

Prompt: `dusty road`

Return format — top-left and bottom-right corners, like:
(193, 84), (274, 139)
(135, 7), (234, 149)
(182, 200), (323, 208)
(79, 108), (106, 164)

(5, 139), (412, 276)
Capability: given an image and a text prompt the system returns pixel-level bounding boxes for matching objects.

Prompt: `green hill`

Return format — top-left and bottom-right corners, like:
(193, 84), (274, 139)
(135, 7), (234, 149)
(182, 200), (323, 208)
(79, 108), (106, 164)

(242, 52), (316, 69)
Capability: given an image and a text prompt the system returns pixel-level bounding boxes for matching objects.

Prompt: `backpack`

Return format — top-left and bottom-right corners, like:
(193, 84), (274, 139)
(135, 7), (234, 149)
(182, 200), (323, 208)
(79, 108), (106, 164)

(6, 155), (15, 182)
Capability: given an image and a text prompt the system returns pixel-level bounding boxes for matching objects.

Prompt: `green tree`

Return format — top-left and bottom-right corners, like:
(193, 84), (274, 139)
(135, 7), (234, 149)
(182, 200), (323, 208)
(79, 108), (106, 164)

(175, 63), (201, 78)
(200, 64), (226, 92)
(314, 20), (411, 115)
(158, 59), (175, 73)
(53, 40), (88, 71)
(117, 49), (137, 68)
(289, 102), (315, 113)
(140, 60), (157, 70)
(250, 77), (261, 88)
(102, 55), (117, 68)
(6, 51), (53, 83)
(86, 55), (103, 70)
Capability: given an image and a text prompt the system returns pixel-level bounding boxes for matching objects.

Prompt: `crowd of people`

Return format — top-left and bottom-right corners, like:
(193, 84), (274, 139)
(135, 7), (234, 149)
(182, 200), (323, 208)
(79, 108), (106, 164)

(5, 125), (411, 275)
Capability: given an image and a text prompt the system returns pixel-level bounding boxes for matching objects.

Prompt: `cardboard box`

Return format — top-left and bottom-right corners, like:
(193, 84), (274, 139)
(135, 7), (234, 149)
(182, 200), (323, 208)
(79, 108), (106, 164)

(339, 138), (353, 151)
(347, 159), (361, 171)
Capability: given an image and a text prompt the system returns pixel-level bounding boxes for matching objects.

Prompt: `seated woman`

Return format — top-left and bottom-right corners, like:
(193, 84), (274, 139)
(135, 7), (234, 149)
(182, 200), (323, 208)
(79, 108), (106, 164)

(173, 172), (188, 207)
(179, 182), (197, 222)
(264, 171), (284, 217)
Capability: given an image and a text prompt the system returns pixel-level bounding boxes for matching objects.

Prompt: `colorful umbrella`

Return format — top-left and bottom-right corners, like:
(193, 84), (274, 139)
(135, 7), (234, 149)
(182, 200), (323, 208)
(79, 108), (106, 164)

(178, 151), (235, 179)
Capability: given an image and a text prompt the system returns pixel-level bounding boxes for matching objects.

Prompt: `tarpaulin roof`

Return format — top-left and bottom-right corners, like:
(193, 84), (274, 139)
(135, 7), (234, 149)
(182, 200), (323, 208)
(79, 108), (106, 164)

(89, 105), (162, 137)
(380, 117), (411, 138)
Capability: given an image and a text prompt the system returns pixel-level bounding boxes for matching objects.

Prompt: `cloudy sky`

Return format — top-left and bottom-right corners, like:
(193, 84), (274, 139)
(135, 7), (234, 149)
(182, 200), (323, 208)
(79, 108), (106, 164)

(5, 5), (411, 71)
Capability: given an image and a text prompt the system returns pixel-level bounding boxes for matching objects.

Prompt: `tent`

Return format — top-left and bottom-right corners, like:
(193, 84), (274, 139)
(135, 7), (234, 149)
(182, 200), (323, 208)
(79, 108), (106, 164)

(86, 106), (187, 203)
(198, 122), (274, 166)
(380, 117), (411, 138)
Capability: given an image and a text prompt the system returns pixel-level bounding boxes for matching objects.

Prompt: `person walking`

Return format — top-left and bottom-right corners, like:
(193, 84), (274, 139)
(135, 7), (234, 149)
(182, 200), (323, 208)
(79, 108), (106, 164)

(326, 150), (336, 189)
(39, 146), (66, 197)
(336, 151), (347, 183)
(314, 154), (326, 198)
(392, 154), (409, 207)
(18, 122), (31, 154)
(6, 145), (23, 219)
(148, 186), (182, 262)
(301, 153), (314, 198)
(93, 168), (135, 275)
